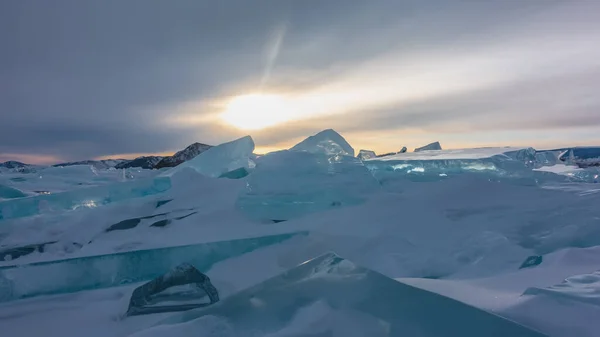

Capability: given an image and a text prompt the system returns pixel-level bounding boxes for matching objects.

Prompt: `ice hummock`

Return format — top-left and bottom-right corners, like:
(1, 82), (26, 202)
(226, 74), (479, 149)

(162, 136), (254, 178)
(0, 176), (171, 221)
(363, 146), (599, 185)
(236, 150), (380, 221)
(414, 141), (442, 152)
(559, 147), (600, 168)
(148, 253), (546, 337)
(290, 129), (355, 157)
(236, 130), (376, 221)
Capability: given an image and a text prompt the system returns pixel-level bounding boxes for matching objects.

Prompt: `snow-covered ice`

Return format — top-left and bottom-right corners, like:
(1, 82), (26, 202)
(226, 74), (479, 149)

(0, 130), (599, 337)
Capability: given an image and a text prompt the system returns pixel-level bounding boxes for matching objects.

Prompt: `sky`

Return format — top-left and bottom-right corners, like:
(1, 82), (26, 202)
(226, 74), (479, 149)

(2, 0), (600, 164)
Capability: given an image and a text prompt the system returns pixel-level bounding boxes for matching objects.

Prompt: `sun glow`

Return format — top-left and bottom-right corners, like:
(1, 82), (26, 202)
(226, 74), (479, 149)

(220, 94), (293, 130)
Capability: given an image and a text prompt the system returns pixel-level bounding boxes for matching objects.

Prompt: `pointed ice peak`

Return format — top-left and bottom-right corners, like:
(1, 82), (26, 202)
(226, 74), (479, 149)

(291, 129), (355, 157)
(357, 150), (377, 160)
(414, 141), (442, 152)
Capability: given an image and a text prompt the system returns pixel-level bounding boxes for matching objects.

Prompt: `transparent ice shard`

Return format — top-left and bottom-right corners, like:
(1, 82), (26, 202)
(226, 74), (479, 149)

(236, 150), (379, 221)
(154, 253), (547, 337)
(0, 232), (305, 302)
(0, 184), (27, 199)
(414, 141), (442, 152)
(290, 129), (355, 157)
(218, 167), (249, 179)
(163, 136), (255, 178)
(0, 176), (171, 221)
(126, 263), (219, 316)
(519, 256), (543, 269)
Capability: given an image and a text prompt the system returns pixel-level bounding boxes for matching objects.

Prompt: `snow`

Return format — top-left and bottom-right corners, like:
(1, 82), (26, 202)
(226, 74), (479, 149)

(533, 164), (583, 174)
(0, 131), (599, 336)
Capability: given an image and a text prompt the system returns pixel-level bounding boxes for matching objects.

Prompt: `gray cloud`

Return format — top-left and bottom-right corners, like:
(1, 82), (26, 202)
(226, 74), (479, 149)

(1, 0), (599, 162)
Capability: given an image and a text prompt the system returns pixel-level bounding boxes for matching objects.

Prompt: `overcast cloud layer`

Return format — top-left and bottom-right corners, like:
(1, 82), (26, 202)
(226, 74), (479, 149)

(2, 0), (600, 163)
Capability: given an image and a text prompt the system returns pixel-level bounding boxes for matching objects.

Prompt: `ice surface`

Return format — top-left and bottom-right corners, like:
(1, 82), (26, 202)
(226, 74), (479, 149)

(163, 136), (254, 178)
(236, 150), (380, 221)
(414, 141), (442, 152)
(290, 129), (355, 157)
(143, 253), (546, 337)
(0, 232), (305, 302)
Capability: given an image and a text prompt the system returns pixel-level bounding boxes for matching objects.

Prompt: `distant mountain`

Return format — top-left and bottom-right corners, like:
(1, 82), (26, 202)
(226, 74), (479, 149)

(53, 159), (128, 170)
(0, 161), (29, 169)
(115, 156), (164, 170)
(49, 142), (213, 170)
(154, 143), (212, 169)
(414, 142), (442, 152)
(0, 161), (39, 173)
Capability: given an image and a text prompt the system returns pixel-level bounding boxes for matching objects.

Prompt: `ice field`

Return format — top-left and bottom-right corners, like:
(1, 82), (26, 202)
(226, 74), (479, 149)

(1, 130), (600, 336)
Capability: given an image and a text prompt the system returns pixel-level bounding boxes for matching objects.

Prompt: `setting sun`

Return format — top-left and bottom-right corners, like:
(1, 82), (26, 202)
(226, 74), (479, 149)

(220, 94), (291, 130)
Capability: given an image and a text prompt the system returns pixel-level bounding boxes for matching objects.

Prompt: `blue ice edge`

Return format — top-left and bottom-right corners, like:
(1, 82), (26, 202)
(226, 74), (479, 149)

(0, 176), (172, 221)
(0, 232), (306, 303)
(155, 252), (548, 337)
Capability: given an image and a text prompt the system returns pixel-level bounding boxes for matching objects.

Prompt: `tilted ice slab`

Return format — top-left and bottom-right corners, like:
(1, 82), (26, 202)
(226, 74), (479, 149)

(0, 184), (28, 199)
(0, 176), (172, 221)
(0, 232), (305, 302)
(414, 141), (442, 152)
(162, 136), (255, 178)
(141, 253), (547, 337)
(290, 129), (355, 157)
(236, 150), (380, 221)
